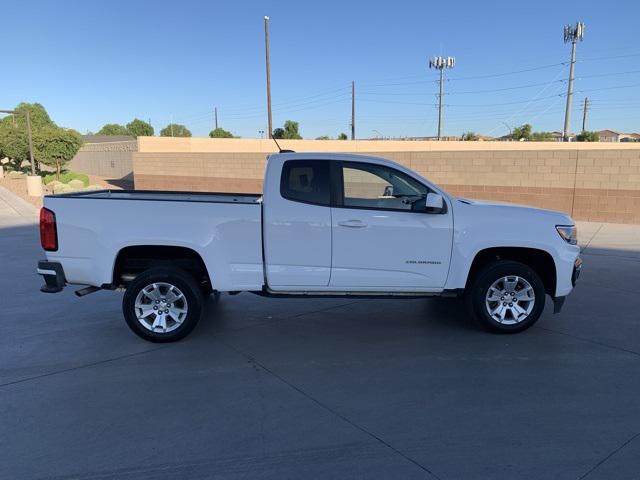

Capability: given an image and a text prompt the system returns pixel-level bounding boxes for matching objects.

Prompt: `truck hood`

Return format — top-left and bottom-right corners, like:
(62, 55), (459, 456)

(455, 197), (574, 224)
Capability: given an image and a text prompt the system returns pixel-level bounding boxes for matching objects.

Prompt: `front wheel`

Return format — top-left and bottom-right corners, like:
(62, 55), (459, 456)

(468, 260), (545, 333)
(123, 267), (204, 342)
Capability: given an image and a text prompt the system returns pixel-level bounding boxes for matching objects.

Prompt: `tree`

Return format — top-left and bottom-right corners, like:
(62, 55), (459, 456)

(576, 130), (599, 142)
(512, 124), (532, 141)
(98, 123), (130, 136)
(337, 133), (348, 140)
(273, 120), (302, 139)
(0, 103), (55, 171)
(462, 131), (479, 141)
(530, 131), (556, 141)
(315, 135), (331, 140)
(126, 118), (154, 137)
(34, 127), (83, 180)
(209, 127), (235, 138)
(160, 123), (192, 137)
(0, 121), (28, 170)
(0, 102), (55, 130)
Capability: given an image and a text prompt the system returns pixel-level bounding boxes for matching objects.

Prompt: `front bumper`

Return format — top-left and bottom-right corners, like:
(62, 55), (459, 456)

(553, 257), (582, 313)
(572, 257), (583, 286)
(37, 260), (66, 293)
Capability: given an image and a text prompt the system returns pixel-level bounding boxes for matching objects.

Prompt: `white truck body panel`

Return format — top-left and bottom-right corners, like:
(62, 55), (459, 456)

(42, 153), (580, 299)
(44, 193), (264, 291)
(445, 198), (579, 297)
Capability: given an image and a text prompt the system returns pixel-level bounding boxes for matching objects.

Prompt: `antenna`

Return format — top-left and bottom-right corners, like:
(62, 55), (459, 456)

(429, 55), (456, 140)
(270, 136), (295, 153)
(562, 22), (585, 141)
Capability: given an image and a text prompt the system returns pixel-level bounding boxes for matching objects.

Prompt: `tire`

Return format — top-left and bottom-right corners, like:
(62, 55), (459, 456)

(123, 267), (204, 342)
(467, 260), (545, 333)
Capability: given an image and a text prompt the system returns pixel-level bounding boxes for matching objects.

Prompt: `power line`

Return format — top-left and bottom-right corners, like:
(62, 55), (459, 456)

(447, 62), (566, 81)
(575, 82), (640, 94)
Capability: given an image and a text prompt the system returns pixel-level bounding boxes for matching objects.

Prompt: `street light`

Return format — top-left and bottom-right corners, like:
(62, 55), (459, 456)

(502, 122), (513, 140)
(372, 129), (384, 139)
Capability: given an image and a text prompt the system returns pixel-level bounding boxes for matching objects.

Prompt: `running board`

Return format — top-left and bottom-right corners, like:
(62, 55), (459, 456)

(252, 287), (461, 300)
(75, 286), (101, 297)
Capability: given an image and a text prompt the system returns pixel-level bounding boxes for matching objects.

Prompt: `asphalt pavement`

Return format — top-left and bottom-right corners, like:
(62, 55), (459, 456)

(1, 186), (639, 480)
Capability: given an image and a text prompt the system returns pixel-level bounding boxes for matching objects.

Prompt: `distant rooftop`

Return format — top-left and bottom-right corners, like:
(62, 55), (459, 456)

(82, 134), (135, 143)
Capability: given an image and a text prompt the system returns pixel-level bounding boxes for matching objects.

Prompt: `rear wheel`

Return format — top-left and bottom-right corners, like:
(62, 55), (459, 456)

(123, 267), (203, 342)
(468, 260), (545, 333)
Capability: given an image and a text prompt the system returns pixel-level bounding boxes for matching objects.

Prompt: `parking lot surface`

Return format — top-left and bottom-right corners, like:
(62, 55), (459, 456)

(1, 187), (640, 480)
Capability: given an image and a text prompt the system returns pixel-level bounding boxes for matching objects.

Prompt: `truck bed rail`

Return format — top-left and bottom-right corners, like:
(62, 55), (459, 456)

(46, 189), (262, 205)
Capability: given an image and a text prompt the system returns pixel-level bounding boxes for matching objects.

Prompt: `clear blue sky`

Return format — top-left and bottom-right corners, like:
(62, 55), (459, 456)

(3, 0), (640, 138)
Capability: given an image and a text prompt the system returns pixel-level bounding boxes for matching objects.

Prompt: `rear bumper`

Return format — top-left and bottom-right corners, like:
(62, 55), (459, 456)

(37, 260), (66, 293)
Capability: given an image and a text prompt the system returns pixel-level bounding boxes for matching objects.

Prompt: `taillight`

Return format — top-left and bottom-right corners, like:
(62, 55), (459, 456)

(40, 207), (58, 251)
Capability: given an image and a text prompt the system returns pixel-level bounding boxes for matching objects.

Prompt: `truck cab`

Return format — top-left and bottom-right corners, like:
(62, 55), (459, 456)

(262, 153), (452, 292)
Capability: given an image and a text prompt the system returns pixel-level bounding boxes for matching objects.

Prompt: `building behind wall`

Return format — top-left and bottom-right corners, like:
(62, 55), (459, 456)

(69, 135), (137, 185)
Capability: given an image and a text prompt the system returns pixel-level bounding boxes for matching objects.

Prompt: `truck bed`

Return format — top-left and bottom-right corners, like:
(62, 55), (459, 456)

(44, 189), (264, 290)
(49, 189), (262, 204)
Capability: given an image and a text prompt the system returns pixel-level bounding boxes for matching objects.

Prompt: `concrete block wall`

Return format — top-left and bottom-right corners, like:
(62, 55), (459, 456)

(133, 138), (640, 224)
(69, 140), (137, 181)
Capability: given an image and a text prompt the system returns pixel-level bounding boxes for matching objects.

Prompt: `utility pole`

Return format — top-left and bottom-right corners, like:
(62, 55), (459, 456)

(581, 97), (589, 132)
(214, 107), (218, 130)
(351, 81), (355, 140)
(429, 56), (455, 140)
(562, 22), (585, 142)
(25, 112), (34, 175)
(264, 16), (273, 139)
(170, 113), (174, 137)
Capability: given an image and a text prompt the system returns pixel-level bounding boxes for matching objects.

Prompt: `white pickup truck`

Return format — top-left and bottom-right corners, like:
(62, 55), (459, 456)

(37, 152), (582, 342)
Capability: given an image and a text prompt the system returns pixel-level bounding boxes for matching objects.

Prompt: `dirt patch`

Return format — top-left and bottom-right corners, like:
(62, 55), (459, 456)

(0, 174), (128, 208)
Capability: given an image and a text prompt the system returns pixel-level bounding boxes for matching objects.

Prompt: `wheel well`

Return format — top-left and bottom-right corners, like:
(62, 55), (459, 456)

(465, 247), (556, 296)
(112, 246), (211, 289)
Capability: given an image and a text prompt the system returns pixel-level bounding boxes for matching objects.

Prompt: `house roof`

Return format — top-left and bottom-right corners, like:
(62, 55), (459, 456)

(597, 129), (620, 136)
(82, 134), (135, 143)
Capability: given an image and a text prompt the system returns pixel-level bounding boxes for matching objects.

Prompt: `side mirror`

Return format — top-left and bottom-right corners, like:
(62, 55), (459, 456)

(424, 193), (445, 214)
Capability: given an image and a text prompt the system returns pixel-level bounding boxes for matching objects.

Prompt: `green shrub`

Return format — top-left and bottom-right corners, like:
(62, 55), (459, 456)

(67, 179), (85, 190)
(43, 171), (89, 186)
(52, 183), (72, 194)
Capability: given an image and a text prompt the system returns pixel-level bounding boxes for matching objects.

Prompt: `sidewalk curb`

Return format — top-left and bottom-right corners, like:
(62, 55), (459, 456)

(0, 186), (39, 217)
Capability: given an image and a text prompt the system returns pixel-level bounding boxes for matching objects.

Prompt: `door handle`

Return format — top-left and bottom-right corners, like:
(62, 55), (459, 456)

(337, 219), (367, 228)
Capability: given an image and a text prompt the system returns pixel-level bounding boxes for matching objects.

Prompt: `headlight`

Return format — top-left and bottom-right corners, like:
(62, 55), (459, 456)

(556, 225), (577, 245)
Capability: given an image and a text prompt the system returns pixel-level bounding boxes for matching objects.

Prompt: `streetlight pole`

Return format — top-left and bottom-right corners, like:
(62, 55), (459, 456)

(264, 16), (273, 139)
(502, 122), (513, 140)
(562, 22), (585, 142)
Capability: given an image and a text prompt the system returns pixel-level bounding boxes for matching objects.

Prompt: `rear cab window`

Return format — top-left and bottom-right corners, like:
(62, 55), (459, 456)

(280, 160), (331, 206)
